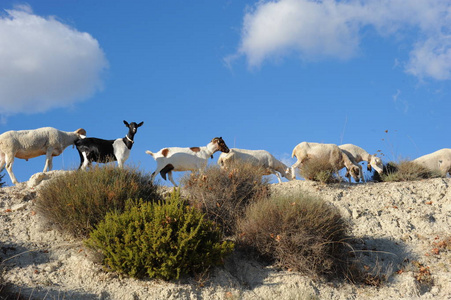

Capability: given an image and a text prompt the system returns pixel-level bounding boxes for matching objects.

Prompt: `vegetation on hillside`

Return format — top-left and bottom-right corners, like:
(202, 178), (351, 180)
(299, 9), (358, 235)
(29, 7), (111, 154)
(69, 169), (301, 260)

(372, 161), (442, 182)
(86, 192), (234, 280)
(35, 165), (161, 238)
(31, 160), (443, 284)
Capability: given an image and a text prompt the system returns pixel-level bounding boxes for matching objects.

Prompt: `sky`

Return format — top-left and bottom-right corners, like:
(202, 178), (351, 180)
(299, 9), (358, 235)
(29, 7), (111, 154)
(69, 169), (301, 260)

(0, 0), (450, 186)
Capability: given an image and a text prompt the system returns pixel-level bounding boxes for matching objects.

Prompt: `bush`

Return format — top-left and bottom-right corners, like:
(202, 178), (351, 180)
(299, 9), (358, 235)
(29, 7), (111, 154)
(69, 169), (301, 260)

(36, 165), (160, 238)
(298, 157), (340, 184)
(180, 164), (270, 236)
(237, 193), (350, 279)
(85, 191), (234, 280)
(374, 161), (441, 182)
(371, 162), (398, 182)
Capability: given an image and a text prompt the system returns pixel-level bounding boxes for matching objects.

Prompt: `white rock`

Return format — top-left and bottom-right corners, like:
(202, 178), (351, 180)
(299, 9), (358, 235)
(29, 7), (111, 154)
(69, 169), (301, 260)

(27, 172), (49, 188)
(11, 202), (28, 211)
(27, 170), (74, 189)
(352, 208), (360, 219)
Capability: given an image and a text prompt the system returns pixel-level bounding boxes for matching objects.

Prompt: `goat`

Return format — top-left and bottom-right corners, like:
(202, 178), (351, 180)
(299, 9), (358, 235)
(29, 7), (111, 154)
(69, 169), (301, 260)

(217, 148), (295, 183)
(413, 148), (451, 177)
(291, 142), (362, 182)
(145, 137), (230, 187)
(338, 144), (383, 182)
(75, 121), (143, 169)
(0, 127), (86, 184)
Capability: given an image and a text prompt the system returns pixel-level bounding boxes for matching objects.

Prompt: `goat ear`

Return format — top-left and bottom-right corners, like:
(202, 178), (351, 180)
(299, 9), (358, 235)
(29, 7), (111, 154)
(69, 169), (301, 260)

(138, 121), (144, 127)
(123, 120), (129, 127)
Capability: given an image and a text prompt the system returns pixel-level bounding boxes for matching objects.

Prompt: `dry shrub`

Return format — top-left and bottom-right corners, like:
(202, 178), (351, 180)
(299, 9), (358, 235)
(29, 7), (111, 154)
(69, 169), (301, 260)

(299, 157), (340, 184)
(376, 160), (441, 182)
(237, 193), (351, 279)
(36, 165), (161, 238)
(180, 163), (270, 236)
(371, 162), (398, 182)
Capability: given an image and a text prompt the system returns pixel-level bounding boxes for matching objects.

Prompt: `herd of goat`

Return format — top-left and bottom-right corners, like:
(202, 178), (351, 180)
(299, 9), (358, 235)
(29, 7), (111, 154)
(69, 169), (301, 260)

(0, 121), (449, 186)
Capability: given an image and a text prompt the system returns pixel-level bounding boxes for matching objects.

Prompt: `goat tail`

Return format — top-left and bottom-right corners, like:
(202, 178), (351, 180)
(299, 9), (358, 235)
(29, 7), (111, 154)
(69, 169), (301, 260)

(145, 150), (154, 157)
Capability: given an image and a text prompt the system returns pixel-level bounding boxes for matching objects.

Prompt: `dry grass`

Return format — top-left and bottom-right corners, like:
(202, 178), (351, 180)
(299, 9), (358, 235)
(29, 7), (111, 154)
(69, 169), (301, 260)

(180, 163), (270, 236)
(35, 165), (161, 238)
(237, 193), (351, 279)
(298, 157), (341, 184)
(374, 160), (441, 182)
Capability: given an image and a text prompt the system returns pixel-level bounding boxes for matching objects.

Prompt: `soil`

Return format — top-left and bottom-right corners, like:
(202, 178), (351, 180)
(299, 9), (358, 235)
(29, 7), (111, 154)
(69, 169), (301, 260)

(1, 171), (450, 299)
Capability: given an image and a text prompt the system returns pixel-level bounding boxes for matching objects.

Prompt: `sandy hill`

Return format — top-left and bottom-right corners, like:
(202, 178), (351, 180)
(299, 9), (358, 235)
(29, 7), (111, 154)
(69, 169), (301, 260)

(0, 171), (450, 299)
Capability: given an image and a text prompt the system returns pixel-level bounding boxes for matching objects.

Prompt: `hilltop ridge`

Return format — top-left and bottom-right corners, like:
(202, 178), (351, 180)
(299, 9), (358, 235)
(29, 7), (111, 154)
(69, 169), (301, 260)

(1, 171), (450, 299)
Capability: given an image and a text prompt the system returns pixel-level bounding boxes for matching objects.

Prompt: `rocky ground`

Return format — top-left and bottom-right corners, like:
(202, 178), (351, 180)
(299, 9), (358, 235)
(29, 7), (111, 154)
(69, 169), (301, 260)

(0, 171), (450, 299)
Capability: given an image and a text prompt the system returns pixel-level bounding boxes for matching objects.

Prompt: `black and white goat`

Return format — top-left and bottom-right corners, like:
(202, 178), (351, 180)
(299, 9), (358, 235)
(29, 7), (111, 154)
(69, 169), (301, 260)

(75, 120), (143, 169)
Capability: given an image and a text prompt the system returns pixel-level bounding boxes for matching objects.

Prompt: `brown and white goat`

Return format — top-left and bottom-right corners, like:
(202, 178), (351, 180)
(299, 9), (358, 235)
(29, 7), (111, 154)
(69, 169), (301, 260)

(146, 137), (230, 186)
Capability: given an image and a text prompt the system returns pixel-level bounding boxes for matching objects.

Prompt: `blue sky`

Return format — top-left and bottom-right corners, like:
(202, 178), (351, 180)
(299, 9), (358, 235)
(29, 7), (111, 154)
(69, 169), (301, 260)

(0, 0), (450, 185)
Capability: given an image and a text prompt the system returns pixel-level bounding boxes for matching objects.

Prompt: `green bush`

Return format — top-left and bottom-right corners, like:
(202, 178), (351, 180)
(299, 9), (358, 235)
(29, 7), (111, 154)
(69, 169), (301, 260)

(36, 165), (160, 238)
(237, 193), (350, 279)
(377, 160), (441, 182)
(86, 191), (234, 280)
(180, 164), (270, 236)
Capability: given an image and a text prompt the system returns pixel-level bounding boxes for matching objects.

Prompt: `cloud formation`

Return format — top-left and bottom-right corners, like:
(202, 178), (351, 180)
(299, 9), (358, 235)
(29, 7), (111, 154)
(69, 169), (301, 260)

(236, 0), (451, 80)
(0, 5), (108, 115)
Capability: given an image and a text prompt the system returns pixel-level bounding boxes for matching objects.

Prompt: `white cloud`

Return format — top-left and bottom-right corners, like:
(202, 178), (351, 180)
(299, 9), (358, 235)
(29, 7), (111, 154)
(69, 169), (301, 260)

(234, 0), (451, 80)
(239, 0), (360, 66)
(0, 5), (108, 115)
(406, 36), (451, 80)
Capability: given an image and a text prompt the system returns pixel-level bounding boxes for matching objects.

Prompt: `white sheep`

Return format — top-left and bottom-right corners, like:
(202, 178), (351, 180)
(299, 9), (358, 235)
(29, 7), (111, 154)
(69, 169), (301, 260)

(217, 148), (295, 183)
(413, 148), (451, 177)
(338, 144), (384, 181)
(0, 127), (86, 184)
(145, 137), (230, 186)
(291, 142), (363, 182)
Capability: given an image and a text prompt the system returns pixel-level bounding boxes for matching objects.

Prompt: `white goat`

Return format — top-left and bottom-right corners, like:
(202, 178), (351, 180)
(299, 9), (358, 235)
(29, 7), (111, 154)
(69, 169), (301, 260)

(339, 144), (383, 181)
(291, 142), (363, 182)
(0, 127), (86, 184)
(218, 148), (295, 183)
(413, 148), (451, 177)
(145, 137), (230, 186)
